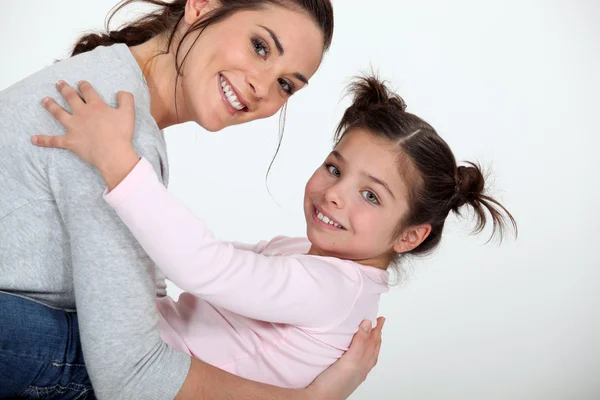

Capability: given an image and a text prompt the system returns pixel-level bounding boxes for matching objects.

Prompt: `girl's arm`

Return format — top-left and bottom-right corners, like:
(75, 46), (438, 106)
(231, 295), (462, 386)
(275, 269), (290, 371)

(33, 81), (362, 330)
(104, 157), (362, 329)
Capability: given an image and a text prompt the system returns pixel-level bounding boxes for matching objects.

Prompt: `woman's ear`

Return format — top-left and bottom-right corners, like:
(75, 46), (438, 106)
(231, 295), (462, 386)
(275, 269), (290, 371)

(393, 224), (431, 253)
(184, 0), (217, 26)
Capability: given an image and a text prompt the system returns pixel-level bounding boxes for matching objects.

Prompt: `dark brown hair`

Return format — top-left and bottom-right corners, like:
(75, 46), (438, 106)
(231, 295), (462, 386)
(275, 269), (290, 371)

(72, 0), (333, 58)
(335, 75), (517, 262)
(71, 0), (333, 178)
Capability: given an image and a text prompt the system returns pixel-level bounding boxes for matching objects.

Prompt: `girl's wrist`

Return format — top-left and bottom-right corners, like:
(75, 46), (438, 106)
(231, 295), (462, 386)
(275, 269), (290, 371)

(97, 147), (140, 192)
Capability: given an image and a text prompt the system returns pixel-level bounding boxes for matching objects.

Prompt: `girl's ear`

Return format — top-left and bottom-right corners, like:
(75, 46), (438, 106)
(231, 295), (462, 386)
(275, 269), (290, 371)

(393, 224), (431, 253)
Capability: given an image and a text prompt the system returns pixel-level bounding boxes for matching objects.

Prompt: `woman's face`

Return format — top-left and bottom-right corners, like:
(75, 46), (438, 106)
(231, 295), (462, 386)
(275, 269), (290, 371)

(176, 2), (324, 131)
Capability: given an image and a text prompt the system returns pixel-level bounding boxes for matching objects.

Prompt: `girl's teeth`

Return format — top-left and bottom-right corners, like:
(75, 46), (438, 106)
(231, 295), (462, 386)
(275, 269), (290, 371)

(316, 210), (341, 228)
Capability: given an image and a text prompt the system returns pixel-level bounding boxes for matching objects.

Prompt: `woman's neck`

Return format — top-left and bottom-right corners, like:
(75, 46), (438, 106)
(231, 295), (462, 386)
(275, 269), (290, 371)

(129, 34), (182, 130)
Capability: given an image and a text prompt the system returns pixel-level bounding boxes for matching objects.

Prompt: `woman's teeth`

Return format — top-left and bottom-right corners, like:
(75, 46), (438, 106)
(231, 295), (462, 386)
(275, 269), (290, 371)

(317, 211), (342, 228)
(220, 75), (245, 111)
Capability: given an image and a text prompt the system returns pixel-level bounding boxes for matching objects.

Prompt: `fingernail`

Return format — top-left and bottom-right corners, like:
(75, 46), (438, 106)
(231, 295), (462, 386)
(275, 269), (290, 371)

(42, 97), (49, 105)
(78, 80), (85, 87)
(56, 80), (65, 88)
(31, 136), (38, 144)
(360, 320), (372, 332)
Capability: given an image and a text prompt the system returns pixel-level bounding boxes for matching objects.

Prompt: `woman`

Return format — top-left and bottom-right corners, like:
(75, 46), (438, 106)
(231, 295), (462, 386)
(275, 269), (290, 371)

(0, 0), (382, 399)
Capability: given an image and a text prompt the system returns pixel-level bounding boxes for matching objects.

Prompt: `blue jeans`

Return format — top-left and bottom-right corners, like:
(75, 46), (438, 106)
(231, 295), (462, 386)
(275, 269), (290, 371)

(0, 292), (95, 399)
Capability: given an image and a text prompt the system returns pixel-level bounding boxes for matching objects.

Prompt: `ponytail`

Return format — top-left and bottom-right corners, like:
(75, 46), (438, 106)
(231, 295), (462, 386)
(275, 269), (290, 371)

(453, 162), (517, 242)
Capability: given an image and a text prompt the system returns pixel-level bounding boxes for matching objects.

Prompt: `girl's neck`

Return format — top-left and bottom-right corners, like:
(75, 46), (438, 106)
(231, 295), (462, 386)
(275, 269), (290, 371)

(129, 33), (182, 130)
(306, 245), (391, 271)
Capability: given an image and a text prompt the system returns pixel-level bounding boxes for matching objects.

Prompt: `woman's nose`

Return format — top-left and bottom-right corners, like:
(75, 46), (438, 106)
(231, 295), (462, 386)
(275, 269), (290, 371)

(246, 73), (269, 100)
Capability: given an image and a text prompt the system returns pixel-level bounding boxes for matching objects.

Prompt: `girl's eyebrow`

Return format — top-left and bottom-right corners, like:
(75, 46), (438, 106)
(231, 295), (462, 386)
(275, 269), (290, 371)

(331, 150), (395, 199)
(365, 173), (395, 200)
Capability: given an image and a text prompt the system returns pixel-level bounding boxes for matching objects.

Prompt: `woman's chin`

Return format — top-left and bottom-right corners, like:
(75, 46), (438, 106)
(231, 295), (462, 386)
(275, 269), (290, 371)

(196, 115), (226, 132)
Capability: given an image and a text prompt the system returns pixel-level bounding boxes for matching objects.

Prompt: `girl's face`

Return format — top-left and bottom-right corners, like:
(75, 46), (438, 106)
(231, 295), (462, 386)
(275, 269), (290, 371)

(303, 128), (415, 269)
(177, 1), (324, 131)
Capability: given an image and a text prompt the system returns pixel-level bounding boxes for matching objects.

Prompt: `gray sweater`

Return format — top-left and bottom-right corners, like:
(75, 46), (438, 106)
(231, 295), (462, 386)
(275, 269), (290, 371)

(0, 44), (190, 399)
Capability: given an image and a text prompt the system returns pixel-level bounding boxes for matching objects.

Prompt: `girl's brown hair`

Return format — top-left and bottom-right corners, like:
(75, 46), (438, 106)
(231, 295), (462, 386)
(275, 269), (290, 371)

(335, 75), (517, 261)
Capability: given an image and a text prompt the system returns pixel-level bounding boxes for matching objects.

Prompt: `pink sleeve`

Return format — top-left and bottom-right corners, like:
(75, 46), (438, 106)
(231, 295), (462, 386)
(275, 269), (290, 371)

(230, 240), (270, 253)
(104, 158), (362, 330)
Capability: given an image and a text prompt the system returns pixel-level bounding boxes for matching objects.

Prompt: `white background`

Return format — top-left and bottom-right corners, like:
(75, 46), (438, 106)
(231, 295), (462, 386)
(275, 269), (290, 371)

(2, 1), (599, 398)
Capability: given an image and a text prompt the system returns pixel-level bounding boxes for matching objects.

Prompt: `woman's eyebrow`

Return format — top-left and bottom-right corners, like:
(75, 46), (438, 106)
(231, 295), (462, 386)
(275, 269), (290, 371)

(258, 25), (309, 85)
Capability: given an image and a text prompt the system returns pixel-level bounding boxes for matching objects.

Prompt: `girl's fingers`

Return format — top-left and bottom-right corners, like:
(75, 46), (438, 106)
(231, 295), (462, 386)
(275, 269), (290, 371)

(78, 80), (102, 104)
(56, 80), (84, 110)
(42, 96), (71, 127)
(116, 90), (134, 111)
(31, 134), (68, 149)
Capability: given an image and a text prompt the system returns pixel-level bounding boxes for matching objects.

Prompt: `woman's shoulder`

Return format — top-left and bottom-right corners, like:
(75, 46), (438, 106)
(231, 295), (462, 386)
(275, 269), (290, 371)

(1, 44), (150, 112)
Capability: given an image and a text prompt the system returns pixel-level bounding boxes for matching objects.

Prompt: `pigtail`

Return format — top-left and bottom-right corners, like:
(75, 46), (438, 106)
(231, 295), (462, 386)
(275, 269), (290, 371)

(335, 75), (407, 142)
(452, 162), (518, 242)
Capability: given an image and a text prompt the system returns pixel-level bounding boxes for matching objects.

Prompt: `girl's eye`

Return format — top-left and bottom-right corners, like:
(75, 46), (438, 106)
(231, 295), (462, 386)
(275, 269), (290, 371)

(252, 38), (268, 58)
(326, 164), (340, 177)
(278, 78), (293, 95)
(361, 190), (380, 204)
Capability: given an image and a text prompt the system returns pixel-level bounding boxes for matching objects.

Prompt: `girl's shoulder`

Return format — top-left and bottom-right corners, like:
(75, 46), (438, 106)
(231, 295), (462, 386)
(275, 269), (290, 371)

(262, 236), (389, 285)
(259, 236), (311, 256)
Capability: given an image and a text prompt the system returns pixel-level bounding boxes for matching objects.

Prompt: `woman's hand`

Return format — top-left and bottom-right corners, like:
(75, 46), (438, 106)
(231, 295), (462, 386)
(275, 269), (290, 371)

(306, 317), (385, 400)
(32, 80), (140, 190)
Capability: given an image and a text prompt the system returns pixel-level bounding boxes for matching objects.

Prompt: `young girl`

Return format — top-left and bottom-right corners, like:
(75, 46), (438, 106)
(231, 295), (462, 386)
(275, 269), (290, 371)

(34, 74), (517, 388)
(0, 1), (384, 399)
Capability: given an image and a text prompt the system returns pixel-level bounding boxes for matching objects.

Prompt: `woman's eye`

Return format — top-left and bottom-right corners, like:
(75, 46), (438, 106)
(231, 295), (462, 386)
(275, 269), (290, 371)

(279, 78), (293, 95)
(361, 190), (379, 204)
(327, 164), (340, 177)
(252, 38), (268, 58)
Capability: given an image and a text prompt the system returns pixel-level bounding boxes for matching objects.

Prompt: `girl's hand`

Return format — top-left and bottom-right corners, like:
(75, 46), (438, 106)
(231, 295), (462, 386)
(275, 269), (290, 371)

(32, 80), (140, 190)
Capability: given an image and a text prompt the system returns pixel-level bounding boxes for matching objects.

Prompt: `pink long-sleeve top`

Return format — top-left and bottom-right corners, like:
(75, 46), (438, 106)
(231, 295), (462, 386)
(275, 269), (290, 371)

(104, 158), (389, 388)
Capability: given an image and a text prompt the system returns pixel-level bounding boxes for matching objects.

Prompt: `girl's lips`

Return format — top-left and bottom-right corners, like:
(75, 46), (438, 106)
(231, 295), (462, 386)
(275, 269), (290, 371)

(312, 206), (345, 230)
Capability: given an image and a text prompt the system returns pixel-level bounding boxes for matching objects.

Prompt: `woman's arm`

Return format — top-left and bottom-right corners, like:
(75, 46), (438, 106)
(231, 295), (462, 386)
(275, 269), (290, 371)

(178, 317), (384, 400)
